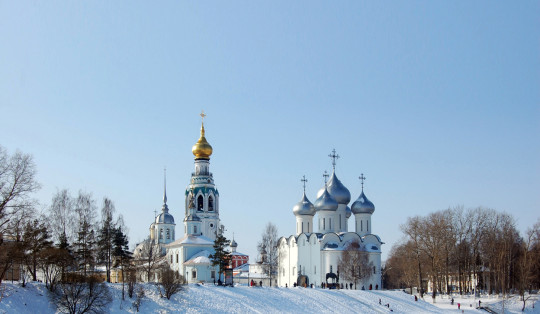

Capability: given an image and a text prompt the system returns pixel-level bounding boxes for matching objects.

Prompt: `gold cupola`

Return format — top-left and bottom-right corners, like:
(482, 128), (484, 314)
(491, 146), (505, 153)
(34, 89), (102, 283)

(192, 117), (213, 160)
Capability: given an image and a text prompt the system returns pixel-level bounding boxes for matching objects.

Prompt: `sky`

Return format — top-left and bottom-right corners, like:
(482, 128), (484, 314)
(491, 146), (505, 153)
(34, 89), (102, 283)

(1, 1), (539, 262)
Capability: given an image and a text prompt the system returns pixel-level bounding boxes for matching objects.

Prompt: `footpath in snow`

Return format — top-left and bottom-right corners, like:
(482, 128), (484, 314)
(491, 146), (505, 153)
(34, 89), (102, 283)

(1, 282), (539, 313)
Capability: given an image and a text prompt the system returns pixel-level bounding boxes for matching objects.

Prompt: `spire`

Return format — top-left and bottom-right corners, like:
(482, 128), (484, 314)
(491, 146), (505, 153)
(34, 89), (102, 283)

(328, 149), (340, 171)
(359, 173), (366, 192)
(163, 167), (168, 204)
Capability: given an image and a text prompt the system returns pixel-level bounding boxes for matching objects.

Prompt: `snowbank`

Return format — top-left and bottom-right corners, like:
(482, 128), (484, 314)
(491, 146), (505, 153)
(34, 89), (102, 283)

(1, 282), (539, 313)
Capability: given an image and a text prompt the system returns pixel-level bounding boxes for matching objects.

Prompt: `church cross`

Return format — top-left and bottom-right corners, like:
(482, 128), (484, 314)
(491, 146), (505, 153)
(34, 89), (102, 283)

(359, 173), (366, 191)
(301, 175), (308, 193)
(153, 209), (158, 218)
(323, 170), (329, 185)
(200, 110), (207, 123)
(328, 149), (340, 170)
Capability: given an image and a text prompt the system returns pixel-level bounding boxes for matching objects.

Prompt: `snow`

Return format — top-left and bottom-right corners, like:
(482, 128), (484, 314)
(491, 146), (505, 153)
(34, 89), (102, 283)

(184, 250), (212, 265)
(1, 282), (539, 313)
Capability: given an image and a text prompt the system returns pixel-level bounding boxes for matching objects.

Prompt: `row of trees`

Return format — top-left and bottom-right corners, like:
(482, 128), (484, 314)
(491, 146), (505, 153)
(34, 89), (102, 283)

(385, 206), (540, 304)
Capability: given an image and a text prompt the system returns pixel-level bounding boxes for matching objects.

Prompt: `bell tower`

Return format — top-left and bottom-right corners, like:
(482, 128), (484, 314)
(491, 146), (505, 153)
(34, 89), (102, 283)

(185, 111), (221, 240)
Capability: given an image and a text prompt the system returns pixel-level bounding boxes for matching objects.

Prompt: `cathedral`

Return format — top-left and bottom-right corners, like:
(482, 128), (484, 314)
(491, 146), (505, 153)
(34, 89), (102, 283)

(277, 151), (383, 289)
(136, 113), (247, 283)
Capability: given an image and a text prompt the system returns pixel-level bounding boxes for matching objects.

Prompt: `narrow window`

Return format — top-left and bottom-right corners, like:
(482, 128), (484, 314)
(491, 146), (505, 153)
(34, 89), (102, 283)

(329, 218), (332, 230)
(211, 270), (216, 279)
(176, 254), (179, 263)
(192, 269), (197, 279)
(194, 225), (197, 234)
(323, 218), (326, 230)
(373, 266), (376, 274)
(208, 196), (214, 211)
(160, 228), (163, 239)
(367, 220), (369, 232)
(307, 222), (310, 232)
(339, 215), (342, 229)
(314, 265), (316, 274)
(361, 220), (363, 231)
(302, 222), (304, 233)
(197, 195), (204, 210)
(330, 265), (333, 273)
(166, 229), (170, 239)
(170, 255), (173, 263)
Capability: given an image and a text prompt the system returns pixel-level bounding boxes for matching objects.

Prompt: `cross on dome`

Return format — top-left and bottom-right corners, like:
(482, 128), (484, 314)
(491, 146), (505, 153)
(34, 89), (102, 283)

(359, 173), (366, 191)
(301, 175), (308, 193)
(200, 110), (206, 123)
(329, 149), (340, 170)
(323, 170), (329, 185)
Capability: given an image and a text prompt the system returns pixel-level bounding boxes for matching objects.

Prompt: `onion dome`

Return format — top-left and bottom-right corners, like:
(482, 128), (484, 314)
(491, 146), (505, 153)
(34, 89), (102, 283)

(230, 239), (238, 248)
(346, 206), (352, 218)
(293, 192), (316, 216)
(316, 171), (351, 205)
(192, 123), (213, 159)
(314, 187), (338, 211)
(156, 211), (175, 224)
(351, 191), (375, 214)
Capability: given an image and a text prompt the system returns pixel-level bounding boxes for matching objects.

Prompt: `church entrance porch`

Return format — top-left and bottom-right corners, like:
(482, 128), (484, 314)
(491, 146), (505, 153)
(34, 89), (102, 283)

(297, 275), (309, 288)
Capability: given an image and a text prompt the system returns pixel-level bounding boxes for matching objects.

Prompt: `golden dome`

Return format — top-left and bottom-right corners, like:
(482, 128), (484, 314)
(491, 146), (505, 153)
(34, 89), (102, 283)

(192, 123), (213, 159)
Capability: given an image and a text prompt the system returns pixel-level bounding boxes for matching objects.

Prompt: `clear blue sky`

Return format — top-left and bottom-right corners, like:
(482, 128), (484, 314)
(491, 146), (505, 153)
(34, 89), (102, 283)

(1, 1), (539, 261)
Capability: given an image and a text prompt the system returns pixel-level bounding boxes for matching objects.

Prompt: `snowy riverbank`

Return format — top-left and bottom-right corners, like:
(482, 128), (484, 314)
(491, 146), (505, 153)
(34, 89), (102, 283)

(1, 282), (538, 313)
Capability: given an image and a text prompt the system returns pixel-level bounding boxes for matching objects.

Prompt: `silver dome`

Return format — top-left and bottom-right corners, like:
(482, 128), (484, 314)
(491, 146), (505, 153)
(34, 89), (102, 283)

(314, 187), (338, 211)
(293, 192), (316, 216)
(156, 212), (175, 224)
(230, 239), (238, 247)
(346, 206), (352, 218)
(351, 191), (375, 214)
(316, 171), (351, 205)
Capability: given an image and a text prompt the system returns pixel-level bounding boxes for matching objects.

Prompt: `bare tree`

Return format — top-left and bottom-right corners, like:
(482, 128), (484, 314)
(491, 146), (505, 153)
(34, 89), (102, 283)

(51, 275), (112, 314)
(338, 240), (373, 289)
(401, 216), (426, 297)
(157, 265), (186, 300)
(136, 239), (163, 282)
(257, 222), (278, 286)
(385, 241), (419, 293)
(517, 219), (540, 311)
(0, 146), (40, 235)
(48, 189), (75, 245)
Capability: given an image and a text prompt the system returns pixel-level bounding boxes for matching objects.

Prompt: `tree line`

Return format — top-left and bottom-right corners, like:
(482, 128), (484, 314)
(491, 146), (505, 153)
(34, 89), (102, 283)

(0, 145), (185, 312)
(385, 206), (540, 304)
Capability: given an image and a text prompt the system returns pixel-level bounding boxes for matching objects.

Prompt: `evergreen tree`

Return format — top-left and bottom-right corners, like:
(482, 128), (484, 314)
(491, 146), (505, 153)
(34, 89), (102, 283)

(23, 219), (53, 281)
(74, 220), (96, 277)
(209, 232), (231, 283)
(113, 226), (132, 300)
(97, 198), (116, 282)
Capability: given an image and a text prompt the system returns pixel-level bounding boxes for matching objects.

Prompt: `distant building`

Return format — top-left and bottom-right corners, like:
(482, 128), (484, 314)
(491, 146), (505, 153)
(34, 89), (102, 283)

(278, 152), (383, 290)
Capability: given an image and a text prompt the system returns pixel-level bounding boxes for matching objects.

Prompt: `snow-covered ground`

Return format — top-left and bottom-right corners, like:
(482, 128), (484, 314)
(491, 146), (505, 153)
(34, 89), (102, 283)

(0, 282), (538, 313)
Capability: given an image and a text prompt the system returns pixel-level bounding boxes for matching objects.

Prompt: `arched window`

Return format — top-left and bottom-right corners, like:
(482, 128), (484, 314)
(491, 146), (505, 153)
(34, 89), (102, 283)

(194, 225), (197, 234)
(159, 228), (163, 239)
(197, 195), (204, 210)
(166, 229), (170, 239)
(208, 196), (214, 211)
